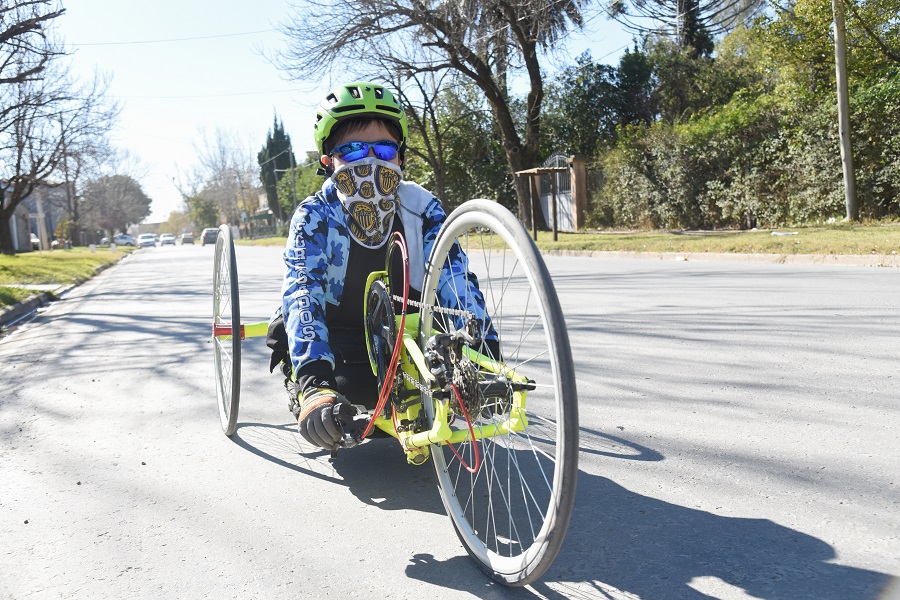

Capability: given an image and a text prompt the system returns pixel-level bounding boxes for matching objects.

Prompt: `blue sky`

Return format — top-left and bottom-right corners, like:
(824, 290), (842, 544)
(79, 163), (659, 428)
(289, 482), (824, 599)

(59, 1), (633, 222)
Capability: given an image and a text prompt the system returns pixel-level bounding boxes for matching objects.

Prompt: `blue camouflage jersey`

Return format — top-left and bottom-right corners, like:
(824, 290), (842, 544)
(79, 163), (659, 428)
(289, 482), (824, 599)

(281, 178), (497, 380)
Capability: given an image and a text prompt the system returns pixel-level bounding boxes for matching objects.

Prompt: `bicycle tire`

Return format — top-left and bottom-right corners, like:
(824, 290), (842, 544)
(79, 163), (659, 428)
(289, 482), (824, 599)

(213, 224), (241, 436)
(419, 199), (578, 586)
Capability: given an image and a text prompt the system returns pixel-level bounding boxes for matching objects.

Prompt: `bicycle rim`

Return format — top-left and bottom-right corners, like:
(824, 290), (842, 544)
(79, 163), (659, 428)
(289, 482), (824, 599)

(419, 200), (578, 586)
(213, 225), (241, 436)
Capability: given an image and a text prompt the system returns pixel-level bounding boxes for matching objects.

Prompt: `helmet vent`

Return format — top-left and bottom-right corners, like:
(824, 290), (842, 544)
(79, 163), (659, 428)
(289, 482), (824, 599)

(375, 104), (402, 115)
(374, 88), (384, 99)
(349, 86), (362, 99)
(332, 104), (365, 114)
(325, 93), (338, 105)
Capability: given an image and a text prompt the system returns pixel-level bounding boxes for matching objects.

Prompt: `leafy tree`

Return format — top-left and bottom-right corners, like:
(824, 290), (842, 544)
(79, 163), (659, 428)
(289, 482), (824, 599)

(257, 114), (295, 223)
(80, 175), (151, 239)
(543, 52), (620, 157)
(616, 46), (657, 127)
(184, 194), (218, 229)
(159, 209), (194, 236)
(276, 158), (322, 216)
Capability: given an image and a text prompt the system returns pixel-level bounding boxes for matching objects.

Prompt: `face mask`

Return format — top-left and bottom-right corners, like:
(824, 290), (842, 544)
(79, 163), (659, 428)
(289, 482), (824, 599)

(331, 157), (403, 249)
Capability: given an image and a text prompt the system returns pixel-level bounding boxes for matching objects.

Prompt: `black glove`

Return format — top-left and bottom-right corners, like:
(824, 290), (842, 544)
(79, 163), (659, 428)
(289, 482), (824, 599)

(297, 388), (356, 450)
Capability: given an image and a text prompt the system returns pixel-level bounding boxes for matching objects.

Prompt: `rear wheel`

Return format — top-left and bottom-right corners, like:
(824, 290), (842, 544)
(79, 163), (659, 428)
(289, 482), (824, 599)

(213, 225), (241, 436)
(419, 200), (578, 586)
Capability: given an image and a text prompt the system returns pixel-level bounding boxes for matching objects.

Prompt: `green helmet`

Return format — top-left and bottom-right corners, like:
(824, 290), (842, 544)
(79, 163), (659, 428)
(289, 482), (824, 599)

(313, 81), (408, 155)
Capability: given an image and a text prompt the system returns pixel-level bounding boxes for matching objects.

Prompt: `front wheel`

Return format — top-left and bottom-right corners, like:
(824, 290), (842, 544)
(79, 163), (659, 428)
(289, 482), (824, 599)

(213, 224), (241, 436)
(419, 200), (579, 586)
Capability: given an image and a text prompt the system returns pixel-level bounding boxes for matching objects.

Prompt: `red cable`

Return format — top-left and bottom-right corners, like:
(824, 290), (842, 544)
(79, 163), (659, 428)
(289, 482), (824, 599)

(361, 232), (409, 440)
(446, 383), (481, 474)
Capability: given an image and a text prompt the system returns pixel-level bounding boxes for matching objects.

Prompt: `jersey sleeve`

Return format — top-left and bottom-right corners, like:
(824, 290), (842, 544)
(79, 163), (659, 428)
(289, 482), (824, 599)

(282, 198), (336, 377)
(422, 199), (499, 345)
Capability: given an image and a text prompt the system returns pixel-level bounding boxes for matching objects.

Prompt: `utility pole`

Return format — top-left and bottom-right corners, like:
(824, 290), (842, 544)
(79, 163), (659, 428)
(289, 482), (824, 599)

(59, 115), (76, 246)
(832, 0), (858, 221)
(289, 144), (298, 210)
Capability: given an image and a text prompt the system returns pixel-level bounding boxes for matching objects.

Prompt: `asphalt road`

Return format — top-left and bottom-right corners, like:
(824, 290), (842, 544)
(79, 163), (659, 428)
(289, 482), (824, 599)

(1, 243), (897, 599)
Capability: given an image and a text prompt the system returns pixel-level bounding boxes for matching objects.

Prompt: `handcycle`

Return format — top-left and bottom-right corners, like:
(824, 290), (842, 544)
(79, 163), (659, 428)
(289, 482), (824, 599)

(211, 199), (578, 586)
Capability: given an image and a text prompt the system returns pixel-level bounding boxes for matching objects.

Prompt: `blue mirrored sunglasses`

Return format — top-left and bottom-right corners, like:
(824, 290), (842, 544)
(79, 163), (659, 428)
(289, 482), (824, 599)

(331, 140), (400, 162)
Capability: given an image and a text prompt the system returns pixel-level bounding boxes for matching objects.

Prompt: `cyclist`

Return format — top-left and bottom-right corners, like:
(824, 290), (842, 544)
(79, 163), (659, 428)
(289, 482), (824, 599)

(268, 81), (497, 453)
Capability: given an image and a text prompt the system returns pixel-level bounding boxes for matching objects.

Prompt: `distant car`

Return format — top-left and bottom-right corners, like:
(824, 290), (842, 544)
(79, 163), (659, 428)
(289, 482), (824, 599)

(180, 233), (194, 245)
(137, 233), (157, 248)
(116, 234), (135, 246)
(101, 233), (135, 246)
(200, 228), (218, 246)
(159, 233), (176, 246)
(30, 233), (41, 251)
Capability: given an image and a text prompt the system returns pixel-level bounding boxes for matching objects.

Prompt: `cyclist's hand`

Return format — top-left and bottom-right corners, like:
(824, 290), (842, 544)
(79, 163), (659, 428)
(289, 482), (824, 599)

(297, 388), (356, 450)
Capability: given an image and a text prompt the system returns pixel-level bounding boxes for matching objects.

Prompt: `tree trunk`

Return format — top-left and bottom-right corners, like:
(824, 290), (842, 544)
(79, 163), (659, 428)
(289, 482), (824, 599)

(0, 206), (16, 254)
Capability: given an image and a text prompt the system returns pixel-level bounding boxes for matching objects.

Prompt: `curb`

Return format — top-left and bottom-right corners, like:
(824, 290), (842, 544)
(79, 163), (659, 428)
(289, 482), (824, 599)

(0, 257), (123, 332)
(541, 249), (900, 267)
(0, 291), (54, 330)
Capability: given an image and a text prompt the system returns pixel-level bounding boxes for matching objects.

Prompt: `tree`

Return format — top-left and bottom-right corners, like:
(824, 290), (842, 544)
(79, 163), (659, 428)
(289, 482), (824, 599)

(257, 114), (295, 223)
(276, 159), (321, 214)
(194, 127), (258, 227)
(1, 2), (117, 253)
(607, 0), (763, 56)
(276, 0), (589, 229)
(184, 194), (217, 229)
(79, 174), (151, 239)
(159, 208), (194, 235)
(543, 51), (621, 157)
(403, 80), (516, 211)
(0, 1), (64, 89)
(0, 68), (117, 252)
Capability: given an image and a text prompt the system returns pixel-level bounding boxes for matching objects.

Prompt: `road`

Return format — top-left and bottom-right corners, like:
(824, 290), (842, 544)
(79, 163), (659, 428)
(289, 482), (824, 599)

(1, 243), (898, 599)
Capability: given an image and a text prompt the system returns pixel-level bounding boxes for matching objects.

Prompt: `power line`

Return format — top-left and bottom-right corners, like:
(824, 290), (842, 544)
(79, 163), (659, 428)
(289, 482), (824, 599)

(109, 88), (297, 100)
(71, 29), (275, 47)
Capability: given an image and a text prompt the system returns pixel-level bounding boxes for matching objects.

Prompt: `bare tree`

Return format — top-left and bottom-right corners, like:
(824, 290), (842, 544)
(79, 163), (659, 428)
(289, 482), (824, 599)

(1, 1), (117, 252)
(0, 66), (118, 252)
(276, 0), (588, 228)
(192, 127), (259, 229)
(0, 1), (64, 84)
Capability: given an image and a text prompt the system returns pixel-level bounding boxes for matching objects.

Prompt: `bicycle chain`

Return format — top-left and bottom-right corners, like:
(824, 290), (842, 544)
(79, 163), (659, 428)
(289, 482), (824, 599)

(389, 295), (475, 397)
(392, 295), (474, 319)
(400, 369), (432, 395)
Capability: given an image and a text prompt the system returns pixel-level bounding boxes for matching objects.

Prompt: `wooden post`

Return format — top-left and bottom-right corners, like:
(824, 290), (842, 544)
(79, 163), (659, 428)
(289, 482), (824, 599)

(529, 175), (538, 241)
(550, 171), (558, 242)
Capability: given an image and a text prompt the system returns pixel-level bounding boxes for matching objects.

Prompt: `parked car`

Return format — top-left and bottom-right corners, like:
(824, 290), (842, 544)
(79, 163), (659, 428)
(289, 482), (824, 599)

(200, 227), (218, 246)
(180, 233), (194, 245)
(159, 233), (176, 246)
(30, 233), (41, 251)
(100, 233), (135, 246)
(137, 233), (157, 248)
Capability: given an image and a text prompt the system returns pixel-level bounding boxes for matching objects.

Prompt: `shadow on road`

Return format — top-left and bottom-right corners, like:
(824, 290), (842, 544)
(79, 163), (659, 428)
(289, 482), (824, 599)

(230, 421), (444, 516)
(402, 430), (893, 600)
(230, 418), (892, 599)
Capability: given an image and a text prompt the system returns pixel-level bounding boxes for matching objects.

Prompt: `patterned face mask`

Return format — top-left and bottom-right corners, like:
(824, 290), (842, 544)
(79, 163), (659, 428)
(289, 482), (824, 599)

(331, 157), (403, 249)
